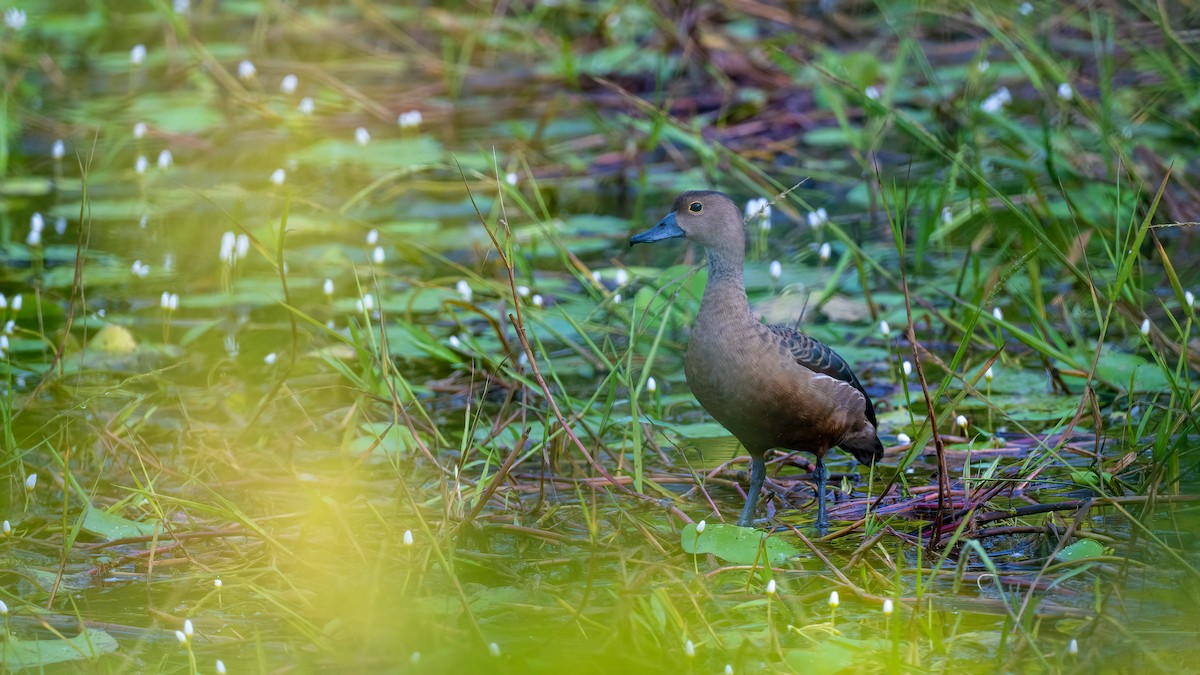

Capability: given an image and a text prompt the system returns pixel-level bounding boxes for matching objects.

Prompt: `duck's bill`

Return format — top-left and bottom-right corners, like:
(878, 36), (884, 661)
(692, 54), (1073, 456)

(629, 212), (684, 246)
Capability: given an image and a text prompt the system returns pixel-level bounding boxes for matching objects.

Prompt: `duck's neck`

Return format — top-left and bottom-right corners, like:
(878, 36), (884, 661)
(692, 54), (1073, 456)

(698, 246), (752, 323)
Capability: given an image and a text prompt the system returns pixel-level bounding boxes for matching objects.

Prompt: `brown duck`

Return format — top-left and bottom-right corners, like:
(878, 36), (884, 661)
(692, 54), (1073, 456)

(630, 191), (883, 529)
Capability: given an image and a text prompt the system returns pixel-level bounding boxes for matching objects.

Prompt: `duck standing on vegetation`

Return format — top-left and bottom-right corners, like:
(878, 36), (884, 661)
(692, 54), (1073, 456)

(630, 191), (883, 529)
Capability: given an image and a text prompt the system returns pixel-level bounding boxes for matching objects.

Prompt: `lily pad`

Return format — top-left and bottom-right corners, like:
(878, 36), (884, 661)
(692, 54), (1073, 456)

(680, 522), (800, 566)
(0, 629), (119, 669)
(1054, 538), (1106, 562)
(82, 505), (158, 540)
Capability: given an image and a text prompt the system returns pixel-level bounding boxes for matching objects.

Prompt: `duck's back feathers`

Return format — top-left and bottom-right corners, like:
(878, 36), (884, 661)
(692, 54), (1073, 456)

(765, 324), (880, 430)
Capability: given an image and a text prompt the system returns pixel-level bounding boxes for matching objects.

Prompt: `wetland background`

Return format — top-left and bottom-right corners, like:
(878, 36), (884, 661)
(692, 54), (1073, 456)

(1, 0), (1199, 672)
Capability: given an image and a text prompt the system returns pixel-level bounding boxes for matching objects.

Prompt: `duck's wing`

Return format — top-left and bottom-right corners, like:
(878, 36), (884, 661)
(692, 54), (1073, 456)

(765, 324), (878, 427)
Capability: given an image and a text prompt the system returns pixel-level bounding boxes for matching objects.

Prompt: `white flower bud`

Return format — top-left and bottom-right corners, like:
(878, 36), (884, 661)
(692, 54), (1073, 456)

(403, 530), (414, 545)
(532, 294), (544, 308)
(25, 473), (36, 491)
(883, 599), (894, 615)
(818, 242), (831, 262)
(615, 268), (628, 286)
(52, 140), (65, 159)
(694, 519), (704, 533)
(993, 307), (1004, 321)
(985, 366), (994, 382)
(902, 360), (912, 376)
(372, 246), (385, 264)
(956, 414), (968, 430)
(456, 280), (473, 302)
(135, 155), (148, 174)
(1057, 82), (1073, 100)
(280, 73), (298, 94)
(828, 590), (839, 608)
(263, 352), (277, 365)
(323, 279), (334, 297)
(298, 97), (314, 115)
(865, 85), (881, 100)
(879, 320), (891, 336)
(684, 640), (695, 657)
(134, 122), (147, 139)
(646, 376), (657, 393)
(398, 110), (423, 128)
(766, 579), (776, 595)
(1068, 638), (1078, 655)
(237, 60), (256, 81)
(1140, 318), (1150, 335)
(157, 149), (173, 169)
(130, 44), (147, 65)
(769, 260), (782, 281)
(488, 642), (501, 657)
(896, 433), (911, 444)
(270, 168), (286, 185)
(355, 127), (371, 146)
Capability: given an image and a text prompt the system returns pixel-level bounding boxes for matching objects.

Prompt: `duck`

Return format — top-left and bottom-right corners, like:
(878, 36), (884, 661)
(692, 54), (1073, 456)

(630, 190), (883, 529)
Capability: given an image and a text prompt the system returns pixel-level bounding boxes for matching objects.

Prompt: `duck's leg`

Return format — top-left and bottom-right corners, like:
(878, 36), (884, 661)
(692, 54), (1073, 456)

(814, 456), (829, 531)
(736, 455), (766, 527)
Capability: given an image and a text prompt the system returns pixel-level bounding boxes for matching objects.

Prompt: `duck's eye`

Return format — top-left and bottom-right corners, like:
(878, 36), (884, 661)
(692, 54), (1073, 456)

(689, 202), (703, 213)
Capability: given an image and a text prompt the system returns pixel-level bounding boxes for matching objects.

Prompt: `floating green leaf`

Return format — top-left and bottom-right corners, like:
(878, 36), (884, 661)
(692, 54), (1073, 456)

(1055, 539), (1106, 562)
(82, 505), (158, 540)
(680, 522), (800, 566)
(0, 629), (119, 669)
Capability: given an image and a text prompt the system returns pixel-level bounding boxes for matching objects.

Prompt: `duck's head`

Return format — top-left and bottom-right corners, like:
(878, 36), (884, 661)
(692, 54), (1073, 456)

(630, 191), (744, 252)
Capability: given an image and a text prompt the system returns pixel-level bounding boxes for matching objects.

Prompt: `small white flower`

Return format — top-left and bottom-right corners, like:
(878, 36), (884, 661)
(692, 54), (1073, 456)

(769, 260), (782, 281)
(941, 206), (952, 224)
(235, 234), (250, 260)
(214, 579), (222, 589)
(55, 217), (67, 236)
(896, 433), (911, 445)
(806, 207), (829, 229)
(977, 60), (990, 73)
(448, 335), (462, 350)
(646, 376), (657, 393)
(372, 246), (385, 264)
(157, 149), (173, 169)
(355, 127), (371, 146)
(362, 293), (375, 311)
(298, 97), (314, 115)
(956, 414), (968, 430)
(1019, 2), (1032, 14)
(168, 293), (179, 311)
(0, 335), (8, 353)
(10, 295), (21, 312)
(694, 519), (704, 533)
(1185, 290), (1195, 307)
(1067, 638), (1078, 655)
(725, 666), (733, 675)
(488, 642), (501, 657)
(515, 285), (530, 297)
(879, 320), (891, 336)
(219, 231), (236, 263)
(612, 293), (622, 304)
(135, 155), (148, 174)
(403, 530), (414, 545)
(591, 270), (602, 283)
(3, 320), (12, 334)
(615, 268), (629, 286)
(456, 280), (473, 302)
(237, 60), (256, 81)
(398, 110), (423, 128)
(26, 229), (41, 248)
(263, 352), (277, 365)
(818, 242), (832, 262)
(883, 599), (894, 615)
(997, 87), (1012, 104)
(684, 640), (695, 658)
(280, 73), (298, 94)
(744, 198), (771, 230)
(130, 44), (147, 65)
(25, 473), (36, 491)
(902, 360), (912, 376)
(270, 168), (286, 185)
(133, 124), (147, 142)
(4, 8), (26, 30)
(1, 520), (9, 536)
(981, 93), (1004, 114)
(216, 660), (226, 674)
(52, 139), (65, 159)
(531, 294), (544, 308)
(992, 307), (1004, 321)
(30, 213), (44, 233)
(0, 294), (7, 309)
(828, 590), (840, 608)
(366, 229), (379, 245)
(183, 619), (194, 637)
(865, 85), (881, 100)
(0, 599), (7, 615)
(175, 630), (188, 645)
(1057, 82), (1073, 101)
(1140, 318), (1150, 335)
(766, 579), (776, 595)
(505, 172), (518, 186)
(985, 366), (994, 382)
(323, 278), (334, 297)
